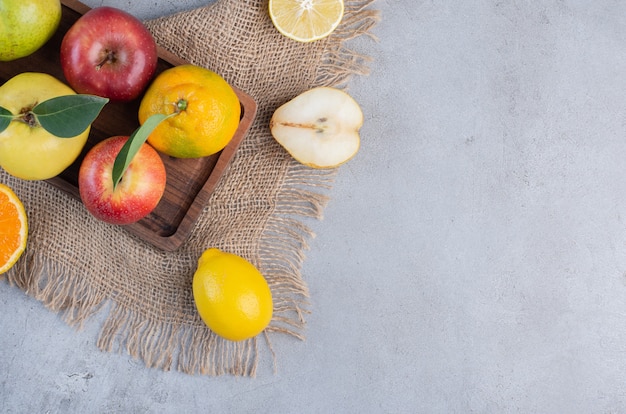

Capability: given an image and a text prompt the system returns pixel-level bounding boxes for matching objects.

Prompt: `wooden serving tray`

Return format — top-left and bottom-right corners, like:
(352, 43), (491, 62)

(0, 0), (257, 251)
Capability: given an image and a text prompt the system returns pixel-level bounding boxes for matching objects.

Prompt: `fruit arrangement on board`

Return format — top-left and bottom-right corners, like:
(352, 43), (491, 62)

(0, 0), (363, 341)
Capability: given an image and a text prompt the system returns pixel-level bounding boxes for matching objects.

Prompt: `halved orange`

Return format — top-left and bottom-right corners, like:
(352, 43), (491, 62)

(269, 0), (344, 43)
(0, 183), (28, 275)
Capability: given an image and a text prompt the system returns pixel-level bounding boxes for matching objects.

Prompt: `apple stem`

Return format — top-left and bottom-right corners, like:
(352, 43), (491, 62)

(15, 111), (40, 128)
(95, 50), (116, 70)
(24, 113), (38, 127)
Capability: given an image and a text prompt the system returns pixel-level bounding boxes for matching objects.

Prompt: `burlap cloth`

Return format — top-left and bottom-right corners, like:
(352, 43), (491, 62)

(1, 0), (378, 376)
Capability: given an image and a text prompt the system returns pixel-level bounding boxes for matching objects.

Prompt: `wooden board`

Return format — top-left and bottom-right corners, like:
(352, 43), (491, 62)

(0, 0), (257, 251)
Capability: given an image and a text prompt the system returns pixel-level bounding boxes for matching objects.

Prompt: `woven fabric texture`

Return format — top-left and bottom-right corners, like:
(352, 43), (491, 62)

(2, 0), (378, 376)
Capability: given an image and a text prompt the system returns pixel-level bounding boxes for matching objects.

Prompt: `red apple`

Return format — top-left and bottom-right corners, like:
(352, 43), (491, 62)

(78, 136), (166, 225)
(60, 6), (158, 102)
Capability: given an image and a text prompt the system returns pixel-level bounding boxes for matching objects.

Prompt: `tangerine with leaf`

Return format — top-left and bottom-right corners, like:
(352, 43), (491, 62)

(138, 64), (241, 159)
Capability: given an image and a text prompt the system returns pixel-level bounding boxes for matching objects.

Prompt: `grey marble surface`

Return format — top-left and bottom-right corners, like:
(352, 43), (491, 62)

(3, 1), (626, 412)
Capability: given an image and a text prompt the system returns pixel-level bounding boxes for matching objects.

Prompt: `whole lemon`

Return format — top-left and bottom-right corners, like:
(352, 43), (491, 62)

(138, 64), (241, 158)
(0, 73), (90, 180)
(0, 0), (62, 61)
(192, 248), (273, 342)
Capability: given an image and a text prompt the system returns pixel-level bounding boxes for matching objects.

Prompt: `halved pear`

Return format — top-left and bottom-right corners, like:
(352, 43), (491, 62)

(270, 87), (363, 169)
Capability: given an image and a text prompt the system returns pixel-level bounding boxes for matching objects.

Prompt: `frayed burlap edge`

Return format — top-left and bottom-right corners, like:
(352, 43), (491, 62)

(242, 0), (381, 373)
(2, 0), (380, 377)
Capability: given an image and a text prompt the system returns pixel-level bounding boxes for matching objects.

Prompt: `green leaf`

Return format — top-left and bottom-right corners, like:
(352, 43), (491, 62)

(0, 106), (12, 133)
(33, 95), (109, 138)
(112, 113), (170, 190)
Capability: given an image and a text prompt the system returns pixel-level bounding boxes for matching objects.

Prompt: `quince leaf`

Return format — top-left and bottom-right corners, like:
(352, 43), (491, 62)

(33, 95), (109, 138)
(112, 113), (170, 190)
(0, 106), (12, 133)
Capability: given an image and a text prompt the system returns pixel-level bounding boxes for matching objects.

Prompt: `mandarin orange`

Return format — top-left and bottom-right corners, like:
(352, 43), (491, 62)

(138, 64), (241, 158)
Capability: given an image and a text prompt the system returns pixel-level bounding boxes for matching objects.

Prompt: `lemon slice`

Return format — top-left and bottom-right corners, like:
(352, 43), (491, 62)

(269, 0), (344, 43)
(0, 183), (28, 275)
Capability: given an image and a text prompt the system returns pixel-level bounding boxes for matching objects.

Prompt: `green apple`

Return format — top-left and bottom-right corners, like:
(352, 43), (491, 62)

(0, 0), (62, 61)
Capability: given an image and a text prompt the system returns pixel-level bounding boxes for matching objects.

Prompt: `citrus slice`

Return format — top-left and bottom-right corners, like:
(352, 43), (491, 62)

(269, 0), (344, 43)
(0, 183), (28, 275)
